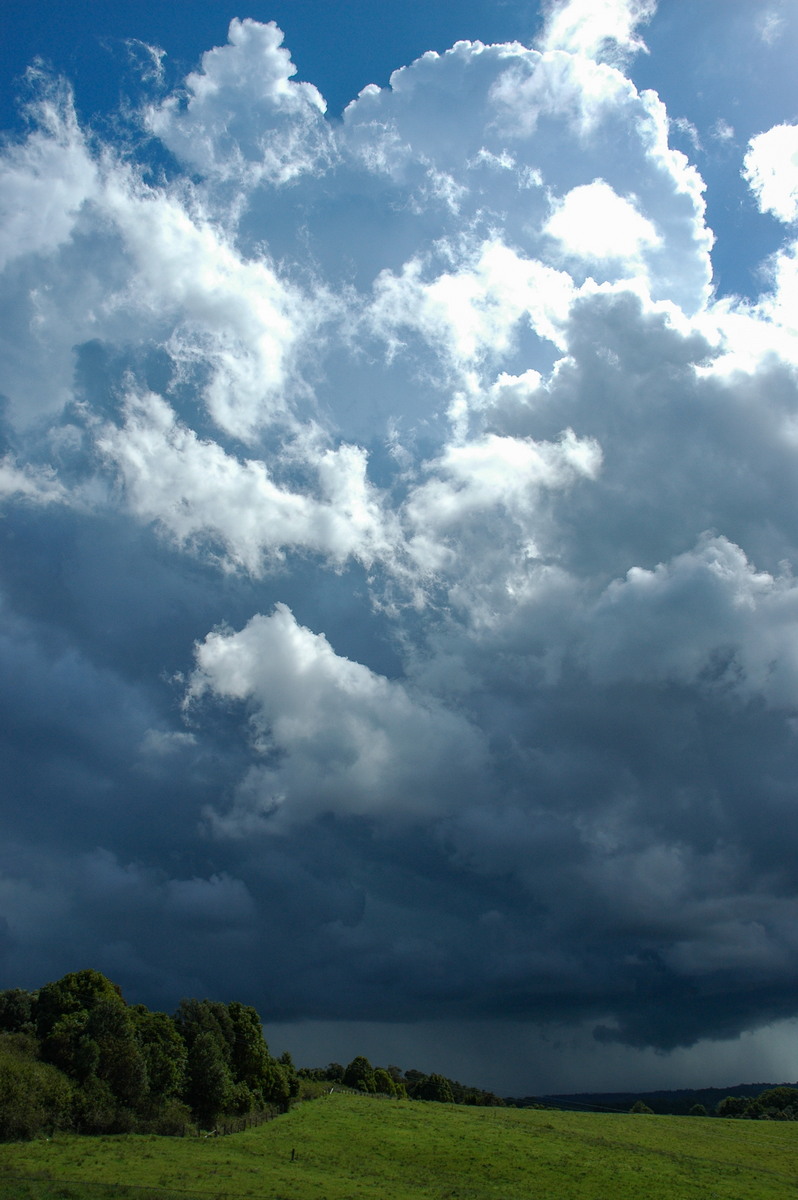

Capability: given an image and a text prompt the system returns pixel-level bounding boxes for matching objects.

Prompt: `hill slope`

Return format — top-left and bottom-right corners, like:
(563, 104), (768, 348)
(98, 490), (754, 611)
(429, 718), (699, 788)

(2, 1092), (797, 1200)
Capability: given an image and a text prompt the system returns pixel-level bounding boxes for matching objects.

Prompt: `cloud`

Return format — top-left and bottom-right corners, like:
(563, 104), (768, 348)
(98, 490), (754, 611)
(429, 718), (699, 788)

(124, 39), (166, 88)
(743, 123), (798, 224)
(145, 18), (332, 185)
(0, 455), (68, 505)
(544, 178), (661, 264)
(758, 9), (786, 46)
(3, 7), (798, 1086)
(97, 391), (395, 573)
(186, 604), (488, 832)
(369, 239), (575, 372)
(0, 73), (96, 272)
(537, 0), (657, 63)
(711, 119), (735, 144)
(404, 428), (602, 575)
(587, 534), (798, 706)
(101, 176), (315, 442)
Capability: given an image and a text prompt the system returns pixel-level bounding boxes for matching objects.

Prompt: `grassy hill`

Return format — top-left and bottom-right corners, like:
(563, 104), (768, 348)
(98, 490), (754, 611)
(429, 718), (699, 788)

(1, 1091), (797, 1200)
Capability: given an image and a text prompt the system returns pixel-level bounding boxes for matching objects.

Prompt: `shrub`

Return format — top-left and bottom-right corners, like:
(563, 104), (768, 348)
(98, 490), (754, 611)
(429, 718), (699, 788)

(0, 1042), (73, 1140)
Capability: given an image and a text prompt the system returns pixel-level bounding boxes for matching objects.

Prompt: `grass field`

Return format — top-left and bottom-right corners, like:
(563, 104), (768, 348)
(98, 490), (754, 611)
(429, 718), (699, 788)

(1, 1092), (796, 1200)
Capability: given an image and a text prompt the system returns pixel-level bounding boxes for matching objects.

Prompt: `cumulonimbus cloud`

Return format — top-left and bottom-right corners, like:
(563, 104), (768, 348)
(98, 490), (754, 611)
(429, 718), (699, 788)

(2, 2), (798, 1073)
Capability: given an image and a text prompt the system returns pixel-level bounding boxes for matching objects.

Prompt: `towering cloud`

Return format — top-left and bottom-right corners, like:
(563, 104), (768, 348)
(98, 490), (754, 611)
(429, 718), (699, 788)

(1, 0), (798, 1090)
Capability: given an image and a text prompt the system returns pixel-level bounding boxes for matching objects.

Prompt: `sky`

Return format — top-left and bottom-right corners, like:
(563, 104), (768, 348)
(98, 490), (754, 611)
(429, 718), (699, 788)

(1, 0), (798, 1097)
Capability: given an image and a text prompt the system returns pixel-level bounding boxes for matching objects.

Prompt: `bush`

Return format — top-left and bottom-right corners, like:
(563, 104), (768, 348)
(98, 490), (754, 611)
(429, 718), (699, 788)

(72, 1075), (118, 1134)
(0, 1043), (73, 1140)
(144, 1098), (195, 1136)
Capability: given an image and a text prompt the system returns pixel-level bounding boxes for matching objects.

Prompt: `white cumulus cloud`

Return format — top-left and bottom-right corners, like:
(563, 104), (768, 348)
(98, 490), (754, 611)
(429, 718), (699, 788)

(545, 178), (661, 265)
(186, 604), (488, 831)
(145, 18), (332, 184)
(537, 0), (657, 63)
(743, 123), (798, 224)
(98, 392), (395, 573)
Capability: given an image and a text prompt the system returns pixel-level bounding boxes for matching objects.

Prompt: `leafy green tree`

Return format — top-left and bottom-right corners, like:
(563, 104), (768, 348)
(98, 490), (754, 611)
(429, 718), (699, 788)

(414, 1073), (455, 1103)
(185, 1030), (233, 1128)
(0, 989), (34, 1034)
(39, 984), (147, 1120)
(404, 1068), (426, 1094)
(227, 1001), (271, 1095)
(88, 998), (147, 1109)
(0, 1034), (73, 1139)
(73, 1075), (118, 1134)
(277, 1050), (300, 1106)
(175, 998), (231, 1057)
(689, 1103), (708, 1116)
(31, 968), (155, 1131)
(175, 996), (295, 1120)
(343, 1055), (376, 1093)
(630, 1100), (654, 1114)
(743, 1098), (765, 1119)
(373, 1067), (398, 1096)
(132, 1006), (187, 1102)
(757, 1086), (798, 1112)
(34, 970), (123, 1041)
(43, 1010), (99, 1082)
(716, 1095), (748, 1118)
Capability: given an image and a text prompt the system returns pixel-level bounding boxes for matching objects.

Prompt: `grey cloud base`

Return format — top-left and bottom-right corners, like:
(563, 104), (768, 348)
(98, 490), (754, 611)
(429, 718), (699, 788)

(2, 6), (798, 1092)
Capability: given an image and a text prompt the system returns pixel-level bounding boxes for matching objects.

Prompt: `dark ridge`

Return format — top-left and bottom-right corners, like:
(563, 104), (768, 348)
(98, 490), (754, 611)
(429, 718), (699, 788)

(507, 1082), (797, 1115)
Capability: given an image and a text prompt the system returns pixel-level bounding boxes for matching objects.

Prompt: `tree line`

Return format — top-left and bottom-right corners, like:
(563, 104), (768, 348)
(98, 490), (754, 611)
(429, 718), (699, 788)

(0, 969), (298, 1140)
(628, 1088), (798, 1118)
(0, 969), (504, 1142)
(714, 1087), (798, 1120)
(299, 1055), (505, 1106)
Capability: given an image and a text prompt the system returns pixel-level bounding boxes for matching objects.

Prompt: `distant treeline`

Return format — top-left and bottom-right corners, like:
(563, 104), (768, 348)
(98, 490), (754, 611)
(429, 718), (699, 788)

(0, 969), (298, 1140)
(510, 1083), (798, 1118)
(298, 1055), (505, 1107)
(0, 969), (503, 1143)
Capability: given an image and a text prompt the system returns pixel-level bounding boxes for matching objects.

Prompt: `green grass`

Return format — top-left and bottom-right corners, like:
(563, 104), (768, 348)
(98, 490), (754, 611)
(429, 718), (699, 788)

(1, 1093), (796, 1200)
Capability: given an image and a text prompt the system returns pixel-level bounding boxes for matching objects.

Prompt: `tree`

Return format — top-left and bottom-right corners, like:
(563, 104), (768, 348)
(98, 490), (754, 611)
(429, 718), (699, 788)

(131, 1006), (187, 1102)
(757, 1086), (798, 1112)
(343, 1055), (376, 1093)
(414, 1074), (454, 1103)
(73, 1076), (119, 1134)
(0, 989), (34, 1034)
(175, 998), (232, 1061)
(42, 1010), (99, 1082)
(34, 970), (123, 1041)
(87, 998), (147, 1109)
(630, 1100), (654, 1114)
(404, 1068), (426, 1095)
(227, 1002), (272, 1097)
(373, 1067), (398, 1096)
(0, 1035), (73, 1140)
(689, 1103), (708, 1116)
(185, 1030), (233, 1128)
(39, 982), (147, 1120)
(716, 1095), (748, 1118)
